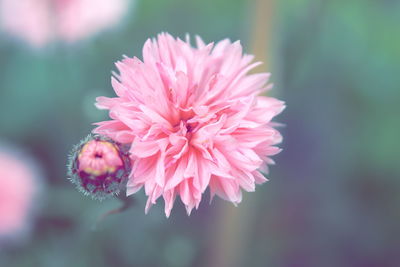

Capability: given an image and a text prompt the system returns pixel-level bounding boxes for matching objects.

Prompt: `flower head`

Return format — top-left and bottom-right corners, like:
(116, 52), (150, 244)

(0, 143), (43, 243)
(94, 33), (285, 216)
(0, 0), (130, 47)
(67, 134), (131, 200)
(55, 0), (130, 43)
(0, 0), (52, 47)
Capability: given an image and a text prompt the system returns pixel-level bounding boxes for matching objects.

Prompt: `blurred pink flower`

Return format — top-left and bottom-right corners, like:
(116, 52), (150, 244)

(0, 0), (53, 47)
(94, 33), (285, 217)
(0, 0), (130, 47)
(0, 144), (42, 241)
(55, 0), (129, 43)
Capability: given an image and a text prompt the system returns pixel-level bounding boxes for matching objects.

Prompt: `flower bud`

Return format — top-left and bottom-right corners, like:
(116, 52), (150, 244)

(67, 134), (130, 200)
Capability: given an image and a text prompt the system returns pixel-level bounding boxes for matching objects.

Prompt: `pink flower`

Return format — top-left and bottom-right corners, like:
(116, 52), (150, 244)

(67, 134), (131, 200)
(0, 0), (130, 47)
(0, 0), (53, 47)
(55, 0), (129, 43)
(78, 139), (124, 176)
(94, 33), (285, 217)
(0, 144), (42, 241)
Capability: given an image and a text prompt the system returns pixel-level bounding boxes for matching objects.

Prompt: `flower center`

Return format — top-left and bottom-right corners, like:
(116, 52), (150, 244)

(77, 140), (123, 176)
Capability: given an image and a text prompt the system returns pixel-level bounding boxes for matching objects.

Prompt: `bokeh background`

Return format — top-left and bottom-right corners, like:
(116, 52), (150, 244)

(1, 0), (399, 266)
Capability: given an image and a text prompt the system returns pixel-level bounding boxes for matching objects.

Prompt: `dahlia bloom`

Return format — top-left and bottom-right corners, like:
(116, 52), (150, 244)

(0, 143), (42, 242)
(94, 33), (285, 216)
(0, 0), (130, 47)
